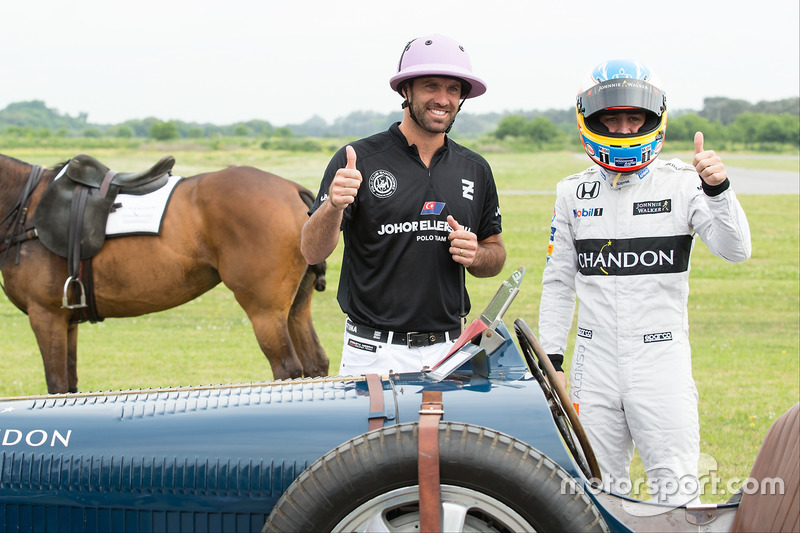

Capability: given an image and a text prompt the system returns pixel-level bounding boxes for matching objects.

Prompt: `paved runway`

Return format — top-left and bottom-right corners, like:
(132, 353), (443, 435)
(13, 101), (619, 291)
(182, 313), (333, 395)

(500, 163), (799, 196)
(726, 167), (799, 195)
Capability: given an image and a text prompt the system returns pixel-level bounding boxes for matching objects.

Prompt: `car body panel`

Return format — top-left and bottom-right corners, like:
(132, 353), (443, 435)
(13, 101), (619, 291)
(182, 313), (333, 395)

(0, 323), (600, 532)
(0, 304), (744, 532)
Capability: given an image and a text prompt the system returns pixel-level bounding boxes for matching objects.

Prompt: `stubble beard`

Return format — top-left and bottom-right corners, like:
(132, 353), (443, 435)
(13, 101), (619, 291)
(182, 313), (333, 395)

(409, 98), (457, 134)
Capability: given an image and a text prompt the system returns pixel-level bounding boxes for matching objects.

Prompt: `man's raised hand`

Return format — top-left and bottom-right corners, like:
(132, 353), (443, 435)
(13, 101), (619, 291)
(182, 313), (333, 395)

(447, 215), (477, 267)
(692, 131), (727, 186)
(328, 145), (362, 210)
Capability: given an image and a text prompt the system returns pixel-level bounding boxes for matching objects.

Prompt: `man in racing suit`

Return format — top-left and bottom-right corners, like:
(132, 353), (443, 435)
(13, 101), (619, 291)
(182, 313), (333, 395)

(302, 35), (505, 376)
(539, 60), (751, 505)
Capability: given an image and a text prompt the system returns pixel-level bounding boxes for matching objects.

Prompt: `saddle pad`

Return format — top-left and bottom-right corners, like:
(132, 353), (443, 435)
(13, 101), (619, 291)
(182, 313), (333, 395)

(106, 175), (183, 236)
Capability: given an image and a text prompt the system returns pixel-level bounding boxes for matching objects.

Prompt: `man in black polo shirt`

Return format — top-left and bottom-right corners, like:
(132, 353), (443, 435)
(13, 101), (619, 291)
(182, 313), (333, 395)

(301, 34), (505, 375)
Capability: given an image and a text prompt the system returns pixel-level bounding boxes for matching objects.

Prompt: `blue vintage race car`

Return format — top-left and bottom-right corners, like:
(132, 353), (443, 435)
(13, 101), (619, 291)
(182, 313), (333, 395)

(0, 268), (793, 532)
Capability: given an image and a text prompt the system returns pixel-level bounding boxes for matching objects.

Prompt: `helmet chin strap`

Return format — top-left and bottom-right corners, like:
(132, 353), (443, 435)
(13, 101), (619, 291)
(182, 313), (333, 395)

(401, 97), (425, 130)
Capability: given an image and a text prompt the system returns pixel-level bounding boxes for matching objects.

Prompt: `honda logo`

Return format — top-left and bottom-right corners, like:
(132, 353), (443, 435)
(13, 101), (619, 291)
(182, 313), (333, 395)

(577, 181), (600, 199)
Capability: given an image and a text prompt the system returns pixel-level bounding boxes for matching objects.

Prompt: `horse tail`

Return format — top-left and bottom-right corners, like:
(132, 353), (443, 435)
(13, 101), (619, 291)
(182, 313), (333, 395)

(298, 187), (315, 210)
(298, 186), (326, 292)
(308, 262), (326, 292)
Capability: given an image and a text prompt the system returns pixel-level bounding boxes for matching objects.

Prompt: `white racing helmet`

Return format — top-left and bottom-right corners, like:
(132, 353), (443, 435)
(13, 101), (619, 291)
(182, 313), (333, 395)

(576, 60), (667, 172)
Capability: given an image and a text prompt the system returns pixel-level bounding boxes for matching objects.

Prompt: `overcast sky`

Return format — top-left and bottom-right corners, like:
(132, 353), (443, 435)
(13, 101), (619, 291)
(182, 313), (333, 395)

(2, 0), (798, 127)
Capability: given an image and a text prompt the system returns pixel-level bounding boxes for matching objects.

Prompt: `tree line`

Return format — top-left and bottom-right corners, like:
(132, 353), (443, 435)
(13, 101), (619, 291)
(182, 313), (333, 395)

(494, 97), (799, 150)
(0, 100), (502, 142)
(0, 97), (797, 150)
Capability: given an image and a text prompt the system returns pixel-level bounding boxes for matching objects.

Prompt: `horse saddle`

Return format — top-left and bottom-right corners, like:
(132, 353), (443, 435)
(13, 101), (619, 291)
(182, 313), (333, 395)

(33, 153), (176, 260)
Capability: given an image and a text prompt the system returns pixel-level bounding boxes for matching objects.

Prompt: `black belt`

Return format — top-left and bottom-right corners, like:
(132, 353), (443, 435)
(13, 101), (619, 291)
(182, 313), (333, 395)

(346, 320), (460, 348)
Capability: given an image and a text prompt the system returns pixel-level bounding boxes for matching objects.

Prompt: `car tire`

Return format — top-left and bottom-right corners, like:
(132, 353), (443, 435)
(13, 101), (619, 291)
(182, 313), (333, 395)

(263, 421), (608, 532)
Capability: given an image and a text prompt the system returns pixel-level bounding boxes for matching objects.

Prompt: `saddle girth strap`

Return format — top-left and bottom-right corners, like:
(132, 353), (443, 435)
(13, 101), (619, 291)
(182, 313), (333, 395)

(63, 183), (104, 323)
(74, 259), (102, 324)
(67, 169), (118, 279)
(418, 390), (443, 533)
(67, 185), (89, 279)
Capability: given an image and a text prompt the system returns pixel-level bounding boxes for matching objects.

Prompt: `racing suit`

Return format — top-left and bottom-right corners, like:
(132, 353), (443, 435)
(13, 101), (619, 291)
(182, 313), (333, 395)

(539, 158), (751, 504)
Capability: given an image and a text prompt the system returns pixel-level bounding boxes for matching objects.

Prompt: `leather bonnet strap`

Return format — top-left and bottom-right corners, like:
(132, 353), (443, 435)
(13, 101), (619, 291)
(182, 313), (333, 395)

(418, 390), (444, 533)
(365, 374), (387, 431)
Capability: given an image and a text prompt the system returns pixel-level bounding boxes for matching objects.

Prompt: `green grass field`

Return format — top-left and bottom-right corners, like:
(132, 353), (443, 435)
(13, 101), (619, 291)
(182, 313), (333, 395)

(1, 145), (797, 503)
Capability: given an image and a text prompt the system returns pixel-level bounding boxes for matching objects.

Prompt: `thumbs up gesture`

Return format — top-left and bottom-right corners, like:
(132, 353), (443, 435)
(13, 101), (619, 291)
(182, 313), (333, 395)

(447, 215), (478, 267)
(692, 131), (727, 186)
(328, 145), (362, 210)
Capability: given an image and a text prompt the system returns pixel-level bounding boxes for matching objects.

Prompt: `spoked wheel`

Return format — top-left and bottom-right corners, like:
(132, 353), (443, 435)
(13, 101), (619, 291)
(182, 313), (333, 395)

(263, 422), (608, 532)
(514, 318), (602, 483)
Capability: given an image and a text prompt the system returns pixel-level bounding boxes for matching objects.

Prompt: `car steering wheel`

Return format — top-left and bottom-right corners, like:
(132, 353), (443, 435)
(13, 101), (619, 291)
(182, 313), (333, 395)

(514, 318), (602, 483)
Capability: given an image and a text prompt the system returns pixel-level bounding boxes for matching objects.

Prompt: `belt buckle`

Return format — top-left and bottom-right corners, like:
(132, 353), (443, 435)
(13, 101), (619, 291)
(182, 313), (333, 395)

(406, 332), (439, 348)
(409, 332), (438, 348)
(406, 331), (419, 348)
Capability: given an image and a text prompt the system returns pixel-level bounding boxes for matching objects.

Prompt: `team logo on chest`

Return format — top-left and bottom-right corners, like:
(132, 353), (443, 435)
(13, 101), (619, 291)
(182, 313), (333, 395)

(368, 169), (397, 198)
(462, 179), (474, 200)
(576, 181), (600, 200)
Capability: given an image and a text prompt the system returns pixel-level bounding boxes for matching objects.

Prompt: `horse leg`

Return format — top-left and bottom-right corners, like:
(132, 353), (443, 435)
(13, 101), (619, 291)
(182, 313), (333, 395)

(249, 313), (304, 380)
(67, 322), (79, 393)
(289, 267), (329, 377)
(218, 263), (306, 380)
(26, 306), (72, 394)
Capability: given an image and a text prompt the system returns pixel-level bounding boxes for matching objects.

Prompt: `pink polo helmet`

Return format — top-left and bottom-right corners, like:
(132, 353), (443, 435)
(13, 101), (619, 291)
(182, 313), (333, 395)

(389, 34), (487, 98)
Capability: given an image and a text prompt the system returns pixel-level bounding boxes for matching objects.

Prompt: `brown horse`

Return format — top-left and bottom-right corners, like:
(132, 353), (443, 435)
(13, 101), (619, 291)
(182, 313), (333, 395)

(0, 153), (328, 394)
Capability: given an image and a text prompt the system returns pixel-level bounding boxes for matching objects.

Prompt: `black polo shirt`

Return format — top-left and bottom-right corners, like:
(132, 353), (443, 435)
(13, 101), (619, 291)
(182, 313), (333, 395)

(309, 123), (502, 332)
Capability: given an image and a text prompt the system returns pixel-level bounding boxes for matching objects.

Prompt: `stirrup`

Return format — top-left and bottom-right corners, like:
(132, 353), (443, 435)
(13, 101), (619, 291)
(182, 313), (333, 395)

(62, 276), (87, 309)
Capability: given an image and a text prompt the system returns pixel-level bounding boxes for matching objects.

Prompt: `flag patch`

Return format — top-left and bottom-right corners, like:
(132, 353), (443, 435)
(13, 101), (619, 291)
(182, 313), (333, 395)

(420, 201), (445, 215)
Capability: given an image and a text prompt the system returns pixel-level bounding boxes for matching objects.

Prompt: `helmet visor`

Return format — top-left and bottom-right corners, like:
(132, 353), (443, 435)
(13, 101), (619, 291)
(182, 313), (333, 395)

(578, 79), (666, 118)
